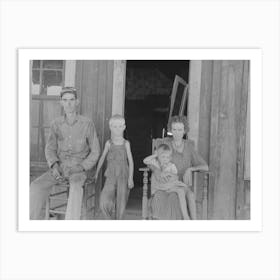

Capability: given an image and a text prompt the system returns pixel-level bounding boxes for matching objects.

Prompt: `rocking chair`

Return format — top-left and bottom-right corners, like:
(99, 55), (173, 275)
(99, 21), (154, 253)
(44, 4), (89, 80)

(139, 138), (210, 220)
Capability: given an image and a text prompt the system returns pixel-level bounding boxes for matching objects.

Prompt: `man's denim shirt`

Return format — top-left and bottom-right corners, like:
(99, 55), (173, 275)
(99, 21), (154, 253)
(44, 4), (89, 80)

(45, 114), (100, 171)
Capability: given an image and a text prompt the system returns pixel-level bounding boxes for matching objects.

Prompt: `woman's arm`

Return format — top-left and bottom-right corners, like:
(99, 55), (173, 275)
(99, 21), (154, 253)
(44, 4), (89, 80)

(94, 140), (110, 180)
(182, 141), (209, 186)
(189, 140), (209, 171)
(189, 164), (209, 172)
(183, 165), (209, 187)
(125, 141), (134, 189)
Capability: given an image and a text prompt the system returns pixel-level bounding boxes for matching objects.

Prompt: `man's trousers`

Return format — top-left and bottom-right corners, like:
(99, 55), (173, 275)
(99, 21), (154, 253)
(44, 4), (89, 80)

(30, 170), (87, 220)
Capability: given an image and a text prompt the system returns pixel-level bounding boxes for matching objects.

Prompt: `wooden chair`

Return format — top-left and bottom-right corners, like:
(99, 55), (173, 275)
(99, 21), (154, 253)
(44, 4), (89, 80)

(30, 162), (97, 220)
(139, 138), (210, 220)
(45, 176), (96, 220)
(45, 177), (96, 220)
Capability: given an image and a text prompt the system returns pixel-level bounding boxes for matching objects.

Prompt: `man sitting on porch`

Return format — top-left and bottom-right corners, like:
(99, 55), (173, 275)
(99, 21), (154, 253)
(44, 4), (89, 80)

(30, 87), (100, 220)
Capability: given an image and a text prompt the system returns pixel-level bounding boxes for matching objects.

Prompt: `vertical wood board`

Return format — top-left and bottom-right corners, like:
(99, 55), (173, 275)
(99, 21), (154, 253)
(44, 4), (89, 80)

(209, 61), (245, 219)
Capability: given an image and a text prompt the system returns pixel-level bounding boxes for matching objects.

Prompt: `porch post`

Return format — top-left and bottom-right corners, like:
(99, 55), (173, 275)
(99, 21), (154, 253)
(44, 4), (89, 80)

(188, 61), (205, 219)
(112, 60), (126, 116)
(188, 60), (202, 148)
(64, 60), (76, 87)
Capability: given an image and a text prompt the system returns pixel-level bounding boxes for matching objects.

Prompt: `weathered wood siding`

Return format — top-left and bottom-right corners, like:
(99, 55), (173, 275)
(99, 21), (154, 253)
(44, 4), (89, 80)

(197, 60), (249, 219)
(195, 61), (213, 217)
(75, 60), (114, 206)
(75, 60), (113, 146)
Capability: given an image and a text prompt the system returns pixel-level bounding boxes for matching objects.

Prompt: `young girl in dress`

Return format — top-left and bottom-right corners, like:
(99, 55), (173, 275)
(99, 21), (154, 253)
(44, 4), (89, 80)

(95, 115), (134, 219)
(143, 143), (190, 220)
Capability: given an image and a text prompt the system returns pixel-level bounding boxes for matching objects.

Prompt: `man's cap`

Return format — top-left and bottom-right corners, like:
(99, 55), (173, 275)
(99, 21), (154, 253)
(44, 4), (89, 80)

(60, 87), (77, 98)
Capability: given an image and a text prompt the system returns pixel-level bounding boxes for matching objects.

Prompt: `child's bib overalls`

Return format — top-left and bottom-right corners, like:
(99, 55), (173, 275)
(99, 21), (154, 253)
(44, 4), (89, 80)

(99, 141), (130, 219)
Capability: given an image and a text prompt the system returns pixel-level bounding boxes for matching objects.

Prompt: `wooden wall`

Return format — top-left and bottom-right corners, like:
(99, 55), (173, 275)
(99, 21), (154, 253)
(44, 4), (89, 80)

(194, 61), (213, 217)
(30, 60), (114, 213)
(30, 60), (114, 167)
(197, 60), (249, 220)
(75, 60), (114, 146)
(75, 60), (114, 205)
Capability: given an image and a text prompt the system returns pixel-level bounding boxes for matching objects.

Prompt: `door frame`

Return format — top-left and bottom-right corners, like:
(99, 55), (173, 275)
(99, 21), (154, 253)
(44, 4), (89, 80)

(111, 60), (127, 115)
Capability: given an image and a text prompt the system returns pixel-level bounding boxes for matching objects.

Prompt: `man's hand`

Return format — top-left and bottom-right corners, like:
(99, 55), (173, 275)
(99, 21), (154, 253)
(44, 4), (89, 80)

(128, 177), (134, 189)
(51, 162), (63, 180)
(183, 167), (193, 187)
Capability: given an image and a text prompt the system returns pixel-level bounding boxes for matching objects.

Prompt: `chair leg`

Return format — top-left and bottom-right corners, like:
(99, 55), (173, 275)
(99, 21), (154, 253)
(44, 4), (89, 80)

(81, 186), (87, 220)
(142, 169), (149, 219)
(87, 188), (96, 219)
(82, 183), (95, 220)
(45, 197), (50, 220)
(202, 173), (208, 220)
(46, 181), (95, 220)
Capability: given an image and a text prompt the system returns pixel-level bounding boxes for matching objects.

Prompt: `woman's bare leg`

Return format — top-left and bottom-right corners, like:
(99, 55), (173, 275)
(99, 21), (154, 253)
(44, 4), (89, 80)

(185, 187), (196, 219)
(167, 188), (189, 220)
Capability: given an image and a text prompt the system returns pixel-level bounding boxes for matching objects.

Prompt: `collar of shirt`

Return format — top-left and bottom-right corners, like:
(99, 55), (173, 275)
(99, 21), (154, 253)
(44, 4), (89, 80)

(60, 114), (80, 126)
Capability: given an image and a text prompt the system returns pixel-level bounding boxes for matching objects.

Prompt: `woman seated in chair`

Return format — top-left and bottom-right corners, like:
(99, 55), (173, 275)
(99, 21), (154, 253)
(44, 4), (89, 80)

(149, 115), (208, 220)
(144, 143), (190, 219)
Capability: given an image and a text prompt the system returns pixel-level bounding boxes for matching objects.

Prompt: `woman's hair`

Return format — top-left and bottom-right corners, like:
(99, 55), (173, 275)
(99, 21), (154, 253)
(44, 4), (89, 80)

(167, 115), (189, 133)
(109, 114), (125, 125)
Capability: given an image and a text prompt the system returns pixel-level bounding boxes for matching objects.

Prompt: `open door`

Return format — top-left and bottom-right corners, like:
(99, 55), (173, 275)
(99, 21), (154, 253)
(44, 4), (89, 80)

(124, 60), (189, 206)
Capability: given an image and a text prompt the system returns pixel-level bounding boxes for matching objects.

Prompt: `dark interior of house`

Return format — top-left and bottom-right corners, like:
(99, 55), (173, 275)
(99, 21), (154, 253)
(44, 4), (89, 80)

(124, 60), (189, 198)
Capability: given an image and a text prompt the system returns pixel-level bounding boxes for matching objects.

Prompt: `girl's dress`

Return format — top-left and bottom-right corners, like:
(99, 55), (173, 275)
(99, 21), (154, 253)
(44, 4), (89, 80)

(100, 140), (130, 219)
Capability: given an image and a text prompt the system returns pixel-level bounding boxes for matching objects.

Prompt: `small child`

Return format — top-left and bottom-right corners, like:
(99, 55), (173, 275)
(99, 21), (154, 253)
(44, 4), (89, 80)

(95, 115), (134, 219)
(143, 144), (189, 220)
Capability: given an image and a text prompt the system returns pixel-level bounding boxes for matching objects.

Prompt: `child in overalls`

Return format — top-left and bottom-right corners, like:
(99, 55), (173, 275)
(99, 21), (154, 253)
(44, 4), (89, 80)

(95, 115), (134, 219)
(143, 143), (189, 219)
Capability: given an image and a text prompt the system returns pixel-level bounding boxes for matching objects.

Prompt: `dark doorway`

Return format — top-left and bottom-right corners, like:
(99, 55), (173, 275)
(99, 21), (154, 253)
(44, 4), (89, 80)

(124, 60), (189, 200)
